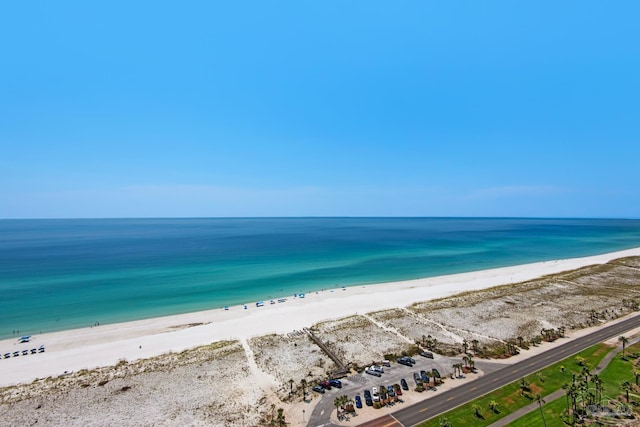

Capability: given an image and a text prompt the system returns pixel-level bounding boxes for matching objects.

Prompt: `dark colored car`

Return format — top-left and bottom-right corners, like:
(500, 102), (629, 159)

(355, 395), (362, 408)
(421, 370), (429, 383)
(432, 368), (441, 378)
(363, 389), (373, 406)
(312, 385), (325, 394)
(329, 379), (342, 388)
(406, 357), (416, 364)
(400, 378), (409, 390)
(413, 372), (423, 385)
(419, 351), (434, 359)
(319, 381), (332, 390)
(397, 357), (412, 367)
(387, 385), (395, 397)
(395, 384), (402, 396)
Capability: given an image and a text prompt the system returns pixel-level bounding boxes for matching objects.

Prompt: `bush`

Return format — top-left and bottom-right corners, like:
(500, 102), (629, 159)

(373, 402), (381, 409)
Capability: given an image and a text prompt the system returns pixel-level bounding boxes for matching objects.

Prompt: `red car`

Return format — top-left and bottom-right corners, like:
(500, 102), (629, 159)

(319, 381), (332, 390)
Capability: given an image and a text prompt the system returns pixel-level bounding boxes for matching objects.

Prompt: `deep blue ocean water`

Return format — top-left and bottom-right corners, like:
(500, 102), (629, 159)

(1, 217), (640, 339)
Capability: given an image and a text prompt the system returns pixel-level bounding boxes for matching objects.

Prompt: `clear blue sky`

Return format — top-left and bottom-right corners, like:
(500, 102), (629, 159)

(1, 1), (638, 218)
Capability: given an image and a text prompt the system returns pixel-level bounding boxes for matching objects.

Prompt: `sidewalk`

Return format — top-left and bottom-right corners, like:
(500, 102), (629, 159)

(487, 336), (640, 427)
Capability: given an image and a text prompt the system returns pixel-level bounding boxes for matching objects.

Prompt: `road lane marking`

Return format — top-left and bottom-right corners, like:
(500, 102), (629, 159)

(382, 422), (397, 427)
(447, 397), (454, 401)
(512, 369), (519, 373)
(471, 386), (477, 391)
(529, 362), (536, 366)
(493, 378), (499, 382)
(419, 408), (428, 413)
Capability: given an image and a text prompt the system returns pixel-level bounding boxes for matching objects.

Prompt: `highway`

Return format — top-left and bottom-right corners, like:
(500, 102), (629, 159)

(357, 313), (640, 427)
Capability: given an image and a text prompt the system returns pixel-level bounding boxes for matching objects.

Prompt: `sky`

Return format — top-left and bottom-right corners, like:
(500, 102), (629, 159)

(1, 1), (639, 218)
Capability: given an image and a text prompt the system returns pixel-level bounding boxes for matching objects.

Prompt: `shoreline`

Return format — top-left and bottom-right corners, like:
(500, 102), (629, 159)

(1, 246), (640, 388)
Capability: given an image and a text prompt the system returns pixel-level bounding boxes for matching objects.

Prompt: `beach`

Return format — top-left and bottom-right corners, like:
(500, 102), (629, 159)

(2, 246), (640, 389)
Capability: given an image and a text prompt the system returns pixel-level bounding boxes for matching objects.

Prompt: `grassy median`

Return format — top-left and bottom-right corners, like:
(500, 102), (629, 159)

(419, 343), (611, 427)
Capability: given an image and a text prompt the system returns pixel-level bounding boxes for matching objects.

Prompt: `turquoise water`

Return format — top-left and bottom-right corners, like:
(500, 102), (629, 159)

(1, 217), (640, 339)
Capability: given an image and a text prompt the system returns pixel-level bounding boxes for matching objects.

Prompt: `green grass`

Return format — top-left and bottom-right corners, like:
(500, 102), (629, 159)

(507, 397), (567, 427)
(419, 343), (610, 427)
(507, 342), (640, 426)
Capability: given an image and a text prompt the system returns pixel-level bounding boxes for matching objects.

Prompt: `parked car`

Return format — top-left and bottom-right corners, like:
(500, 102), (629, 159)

(365, 367), (381, 377)
(312, 385), (325, 394)
(400, 378), (409, 390)
(406, 356), (416, 364)
(329, 379), (342, 388)
(397, 357), (412, 367)
(395, 385), (402, 396)
(381, 359), (391, 367)
(372, 365), (384, 373)
(319, 381), (332, 390)
(355, 395), (362, 409)
(413, 372), (423, 385)
(420, 370), (429, 383)
(363, 390), (373, 406)
(419, 351), (434, 359)
(432, 368), (441, 378)
(387, 385), (395, 397)
(371, 387), (380, 402)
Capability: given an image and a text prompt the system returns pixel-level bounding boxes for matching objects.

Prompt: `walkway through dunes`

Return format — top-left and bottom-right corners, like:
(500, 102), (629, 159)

(303, 327), (349, 377)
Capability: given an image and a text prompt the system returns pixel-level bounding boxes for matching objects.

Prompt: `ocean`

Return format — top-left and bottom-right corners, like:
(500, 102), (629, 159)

(1, 217), (639, 339)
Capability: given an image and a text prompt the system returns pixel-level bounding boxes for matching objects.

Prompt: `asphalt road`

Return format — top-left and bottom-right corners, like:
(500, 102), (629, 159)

(353, 313), (640, 427)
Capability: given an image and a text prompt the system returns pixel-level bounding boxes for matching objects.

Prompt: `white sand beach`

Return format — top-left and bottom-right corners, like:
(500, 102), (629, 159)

(2, 247), (640, 388)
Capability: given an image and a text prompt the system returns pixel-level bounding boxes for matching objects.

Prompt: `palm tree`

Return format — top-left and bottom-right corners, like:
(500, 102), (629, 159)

(561, 383), (571, 415)
(581, 365), (590, 383)
(300, 379), (307, 399)
(592, 374), (603, 405)
(519, 378), (529, 396)
(489, 400), (499, 413)
(471, 403), (482, 419)
(334, 396), (342, 417)
(633, 368), (640, 386)
(288, 378), (294, 396)
(462, 339), (469, 354)
(619, 336), (630, 358)
(471, 339), (479, 353)
(276, 408), (285, 426)
(622, 380), (633, 403)
(535, 394), (547, 427)
(380, 385), (389, 404)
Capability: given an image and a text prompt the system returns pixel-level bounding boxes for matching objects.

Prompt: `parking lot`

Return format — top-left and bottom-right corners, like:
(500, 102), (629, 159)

(308, 352), (487, 426)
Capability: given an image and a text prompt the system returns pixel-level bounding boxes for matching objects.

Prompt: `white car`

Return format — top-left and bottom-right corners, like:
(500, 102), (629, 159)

(371, 387), (380, 402)
(372, 365), (384, 373)
(365, 367), (381, 377)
